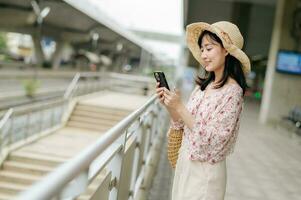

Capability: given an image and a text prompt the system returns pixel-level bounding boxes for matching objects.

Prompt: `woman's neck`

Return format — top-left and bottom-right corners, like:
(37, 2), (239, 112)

(213, 67), (224, 84)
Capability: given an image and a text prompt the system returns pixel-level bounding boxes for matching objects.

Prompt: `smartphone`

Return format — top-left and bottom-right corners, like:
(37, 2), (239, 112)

(153, 71), (170, 90)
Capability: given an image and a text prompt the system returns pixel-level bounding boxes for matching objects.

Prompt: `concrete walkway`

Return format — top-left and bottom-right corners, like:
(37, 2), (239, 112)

(148, 99), (301, 200)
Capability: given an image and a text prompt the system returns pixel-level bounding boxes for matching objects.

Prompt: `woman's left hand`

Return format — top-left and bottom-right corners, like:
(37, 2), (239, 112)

(162, 88), (183, 110)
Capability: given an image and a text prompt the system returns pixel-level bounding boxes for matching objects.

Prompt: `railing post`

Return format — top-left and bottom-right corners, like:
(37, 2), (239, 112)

(8, 115), (14, 146)
(108, 131), (127, 200)
(51, 106), (55, 127)
(0, 124), (3, 150)
(39, 106), (44, 133)
(24, 112), (30, 139)
(128, 120), (142, 198)
(0, 108), (13, 149)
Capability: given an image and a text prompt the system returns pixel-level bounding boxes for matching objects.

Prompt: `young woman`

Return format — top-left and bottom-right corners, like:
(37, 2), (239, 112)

(156, 21), (251, 200)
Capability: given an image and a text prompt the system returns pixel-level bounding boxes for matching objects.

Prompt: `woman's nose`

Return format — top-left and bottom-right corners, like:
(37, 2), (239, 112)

(201, 51), (207, 59)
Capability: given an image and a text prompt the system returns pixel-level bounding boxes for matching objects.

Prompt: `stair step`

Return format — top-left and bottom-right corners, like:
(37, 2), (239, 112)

(2, 161), (53, 176)
(77, 194), (90, 200)
(19, 149), (71, 160)
(9, 151), (66, 167)
(0, 192), (14, 200)
(0, 171), (41, 185)
(67, 119), (116, 129)
(76, 104), (130, 116)
(72, 110), (123, 121)
(0, 181), (27, 195)
(69, 116), (118, 126)
(67, 121), (110, 132)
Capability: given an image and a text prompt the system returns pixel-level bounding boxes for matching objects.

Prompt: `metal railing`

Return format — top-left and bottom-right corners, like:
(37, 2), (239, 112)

(0, 72), (155, 159)
(0, 99), (66, 157)
(17, 95), (168, 200)
(0, 108), (13, 130)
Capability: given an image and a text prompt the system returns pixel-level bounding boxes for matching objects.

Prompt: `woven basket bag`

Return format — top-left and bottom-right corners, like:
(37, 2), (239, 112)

(167, 128), (183, 169)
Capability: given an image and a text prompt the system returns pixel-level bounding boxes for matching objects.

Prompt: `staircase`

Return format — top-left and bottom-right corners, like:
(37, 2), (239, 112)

(67, 103), (130, 132)
(0, 99), (132, 200)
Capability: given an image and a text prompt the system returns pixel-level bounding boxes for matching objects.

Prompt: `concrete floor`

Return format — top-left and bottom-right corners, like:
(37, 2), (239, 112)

(148, 99), (301, 200)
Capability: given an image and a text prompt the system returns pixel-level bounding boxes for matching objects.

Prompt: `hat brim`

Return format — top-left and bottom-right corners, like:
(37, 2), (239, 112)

(186, 22), (250, 75)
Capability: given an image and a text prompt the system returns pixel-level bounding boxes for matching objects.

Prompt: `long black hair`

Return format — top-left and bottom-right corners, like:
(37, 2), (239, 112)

(195, 30), (248, 95)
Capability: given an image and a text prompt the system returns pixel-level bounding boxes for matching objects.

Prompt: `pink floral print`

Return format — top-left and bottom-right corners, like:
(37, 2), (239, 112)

(170, 84), (243, 164)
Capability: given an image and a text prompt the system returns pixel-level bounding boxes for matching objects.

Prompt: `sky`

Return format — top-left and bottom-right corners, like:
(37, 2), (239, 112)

(88, 0), (183, 35)
(88, 0), (183, 63)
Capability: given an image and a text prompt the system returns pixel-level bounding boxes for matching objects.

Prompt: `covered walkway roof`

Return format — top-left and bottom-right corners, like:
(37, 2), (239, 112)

(0, 0), (159, 60)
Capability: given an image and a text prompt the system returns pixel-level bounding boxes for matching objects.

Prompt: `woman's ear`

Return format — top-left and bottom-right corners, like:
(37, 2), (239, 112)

(224, 50), (229, 56)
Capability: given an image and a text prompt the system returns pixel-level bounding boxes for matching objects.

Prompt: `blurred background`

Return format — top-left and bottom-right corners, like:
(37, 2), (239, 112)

(0, 0), (300, 200)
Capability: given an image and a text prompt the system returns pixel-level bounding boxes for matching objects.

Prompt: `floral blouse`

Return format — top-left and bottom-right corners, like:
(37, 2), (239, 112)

(170, 83), (244, 164)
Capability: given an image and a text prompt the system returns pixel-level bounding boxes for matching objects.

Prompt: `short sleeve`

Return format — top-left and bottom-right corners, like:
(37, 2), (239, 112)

(188, 87), (243, 162)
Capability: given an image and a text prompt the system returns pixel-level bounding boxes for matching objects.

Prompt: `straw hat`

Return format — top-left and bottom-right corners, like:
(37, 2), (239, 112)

(186, 21), (251, 74)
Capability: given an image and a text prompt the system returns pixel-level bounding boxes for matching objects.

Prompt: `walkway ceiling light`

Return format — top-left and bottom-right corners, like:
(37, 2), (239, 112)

(116, 42), (123, 52)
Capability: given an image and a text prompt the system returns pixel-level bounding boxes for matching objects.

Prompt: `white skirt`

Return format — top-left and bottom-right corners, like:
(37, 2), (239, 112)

(171, 146), (227, 200)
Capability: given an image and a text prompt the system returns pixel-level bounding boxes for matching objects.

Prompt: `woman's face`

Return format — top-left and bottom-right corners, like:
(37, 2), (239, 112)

(200, 34), (228, 73)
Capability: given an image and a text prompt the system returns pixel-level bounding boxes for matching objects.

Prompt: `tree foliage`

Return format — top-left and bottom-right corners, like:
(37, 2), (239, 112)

(0, 32), (7, 52)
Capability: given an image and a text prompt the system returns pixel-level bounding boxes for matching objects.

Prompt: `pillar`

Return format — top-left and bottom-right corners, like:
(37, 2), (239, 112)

(259, 0), (301, 124)
(32, 33), (45, 67)
(51, 40), (66, 70)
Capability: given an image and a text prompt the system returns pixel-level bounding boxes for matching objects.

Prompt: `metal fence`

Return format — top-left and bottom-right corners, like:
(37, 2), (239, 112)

(17, 95), (168, 200)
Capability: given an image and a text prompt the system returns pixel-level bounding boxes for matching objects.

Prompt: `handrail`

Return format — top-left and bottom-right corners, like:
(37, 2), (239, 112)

(0, 108), (13, 130)
(107, 72), (154, 83)
(63, 72), (81, 99)
(6, 99), (65, 116)
(17, 95), (158, 200)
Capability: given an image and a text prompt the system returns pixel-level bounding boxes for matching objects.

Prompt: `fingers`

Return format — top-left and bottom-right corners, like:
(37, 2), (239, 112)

(155, 83), (175, 106)
(156, 82), (160, 88)
(156, 87), (164, 96)
(157, 90), (164, 97)
(163, 92), (171, 101)
(163, 87), (171, 95)
(159, 95), (165, 103)
(156, 89), (165, 104)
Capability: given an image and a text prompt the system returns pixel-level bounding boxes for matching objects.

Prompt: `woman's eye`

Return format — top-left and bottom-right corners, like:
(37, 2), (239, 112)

(207, 48), (212, 51)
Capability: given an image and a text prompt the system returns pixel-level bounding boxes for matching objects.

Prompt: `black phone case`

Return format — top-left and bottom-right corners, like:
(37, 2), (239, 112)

(154, 71), (170, 90)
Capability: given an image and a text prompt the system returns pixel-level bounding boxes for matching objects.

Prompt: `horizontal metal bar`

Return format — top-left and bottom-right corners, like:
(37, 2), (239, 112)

(79, 72), (104, 78)
(107, 72), (154, 83)
(9, 99), (66, 116)
(17, 95), (157, 200)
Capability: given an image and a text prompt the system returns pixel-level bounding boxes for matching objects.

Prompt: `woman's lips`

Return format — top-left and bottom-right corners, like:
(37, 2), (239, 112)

(204, 61), (211, 68)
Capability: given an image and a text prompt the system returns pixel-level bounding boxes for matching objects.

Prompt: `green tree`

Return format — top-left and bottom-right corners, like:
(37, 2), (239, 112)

(0, 32), (7, 52)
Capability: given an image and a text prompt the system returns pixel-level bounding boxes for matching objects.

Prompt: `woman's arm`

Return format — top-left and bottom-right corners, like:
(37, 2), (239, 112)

(155, 83), (195, 129)
(160, 87), (195, 129)
(174, 102), (194, 129)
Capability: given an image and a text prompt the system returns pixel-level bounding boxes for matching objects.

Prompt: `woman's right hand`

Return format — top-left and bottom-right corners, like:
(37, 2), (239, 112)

(155, 82), (165, 105)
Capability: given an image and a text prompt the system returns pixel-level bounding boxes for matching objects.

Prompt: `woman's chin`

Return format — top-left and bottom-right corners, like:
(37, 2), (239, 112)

(205, 66), (214, 72)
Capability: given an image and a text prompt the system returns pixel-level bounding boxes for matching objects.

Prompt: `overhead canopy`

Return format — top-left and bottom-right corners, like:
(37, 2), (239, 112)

(0, 0), (160, 60)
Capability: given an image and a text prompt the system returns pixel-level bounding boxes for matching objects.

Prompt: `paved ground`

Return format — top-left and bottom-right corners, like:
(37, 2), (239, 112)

(148, 99), (301, 200)
(148, 136), (172, 200)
